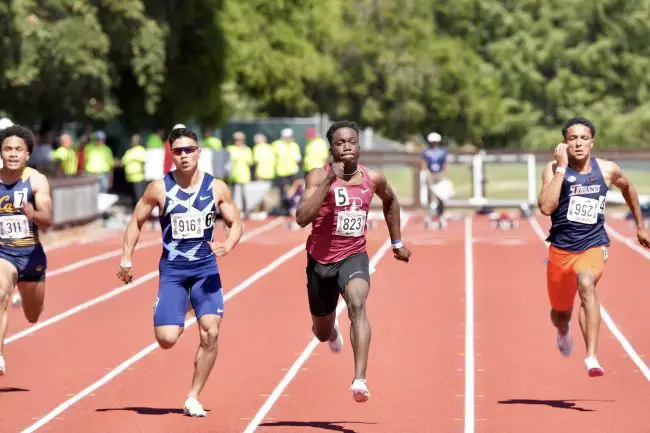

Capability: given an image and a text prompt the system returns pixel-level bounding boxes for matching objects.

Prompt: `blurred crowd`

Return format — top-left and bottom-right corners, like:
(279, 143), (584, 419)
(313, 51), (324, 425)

(0, 118), (329, 219)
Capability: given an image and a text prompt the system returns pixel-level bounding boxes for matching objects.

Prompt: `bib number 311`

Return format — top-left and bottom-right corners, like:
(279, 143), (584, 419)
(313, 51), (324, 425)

(0, 215), (29, 239)
(335, 210), (366, 237)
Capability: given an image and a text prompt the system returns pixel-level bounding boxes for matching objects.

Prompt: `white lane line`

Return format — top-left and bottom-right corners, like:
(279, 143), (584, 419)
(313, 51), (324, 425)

(21, 239), (303, 433)
(528, 216), (650, 382)
(464, 216), (475, 433)
(6, 218), (284, 344)
(242, 214), (411, 433)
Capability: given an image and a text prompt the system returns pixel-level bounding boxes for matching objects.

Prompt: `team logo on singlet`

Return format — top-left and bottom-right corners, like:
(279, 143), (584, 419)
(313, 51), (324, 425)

(333, 187), (366, 237)
(569, 184), (601, 196)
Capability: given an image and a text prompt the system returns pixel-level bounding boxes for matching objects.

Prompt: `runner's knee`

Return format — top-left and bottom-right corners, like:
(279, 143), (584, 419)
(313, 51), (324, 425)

(576, 272), (597, 298)
(199, 323), (219, 349)
(155, 326), (182, 349)
(312, 314), (335, 342)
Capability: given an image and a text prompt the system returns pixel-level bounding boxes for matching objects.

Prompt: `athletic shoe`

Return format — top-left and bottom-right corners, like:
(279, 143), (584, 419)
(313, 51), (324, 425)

(11, 291), (21, 308)
(557, 323), (572, 357)
(0, 356), (5, 376)
(584, 356), (605, 377)
(183, 396), (207, 417)
(328, 319), (344, 353)
(350, 379), (370, 402)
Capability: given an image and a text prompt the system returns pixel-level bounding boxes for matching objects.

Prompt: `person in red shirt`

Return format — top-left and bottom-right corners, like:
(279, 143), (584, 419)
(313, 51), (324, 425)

(295, 120), (411, 403)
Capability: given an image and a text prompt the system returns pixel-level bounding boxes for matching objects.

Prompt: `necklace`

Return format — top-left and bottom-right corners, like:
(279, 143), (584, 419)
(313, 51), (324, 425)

(343, 167), (359, 176)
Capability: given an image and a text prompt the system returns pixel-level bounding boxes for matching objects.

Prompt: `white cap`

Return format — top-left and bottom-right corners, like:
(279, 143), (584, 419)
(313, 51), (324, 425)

(281, 128), (293, 138)
(427, 132), (441, 143)
(0, 117), (13, 129)
(172, 123), (186, 130)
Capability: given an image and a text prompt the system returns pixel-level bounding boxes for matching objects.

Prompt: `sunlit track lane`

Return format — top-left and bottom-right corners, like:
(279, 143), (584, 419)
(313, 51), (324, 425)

(0, 220), (288, 432)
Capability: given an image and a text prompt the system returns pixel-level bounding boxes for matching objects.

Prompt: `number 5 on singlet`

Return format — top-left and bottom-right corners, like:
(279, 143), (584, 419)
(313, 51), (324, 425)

(171, 213), (203, 239)
(566, 195), (605, 225)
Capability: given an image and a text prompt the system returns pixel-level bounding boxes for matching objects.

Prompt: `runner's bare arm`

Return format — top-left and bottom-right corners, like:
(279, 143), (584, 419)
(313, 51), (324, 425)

(28, 171), (53, 230)
(371, 170), (402, 242)
(210, 179), (243, 255)
(606, 161), (645, 230)
(295, 168), (335, 227)
(120, 180), (162, 265)
(538, 161), (565, 215)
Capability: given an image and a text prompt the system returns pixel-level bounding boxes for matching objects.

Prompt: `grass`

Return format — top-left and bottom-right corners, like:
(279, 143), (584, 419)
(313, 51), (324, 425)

(374, 161), (650, 206)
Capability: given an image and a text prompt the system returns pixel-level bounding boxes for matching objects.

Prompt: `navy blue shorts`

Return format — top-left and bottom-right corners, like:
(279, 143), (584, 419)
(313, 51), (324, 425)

(0, 244), (47, 282)
(154, 257), (224, 327)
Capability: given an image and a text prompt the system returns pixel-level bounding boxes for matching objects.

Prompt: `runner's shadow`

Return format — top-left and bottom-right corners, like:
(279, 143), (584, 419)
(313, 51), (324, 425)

(259, 421), (376, 433)
(0, 387), (29, 393)
(498, 399), (615, 412)
(96, 407), (205, 416)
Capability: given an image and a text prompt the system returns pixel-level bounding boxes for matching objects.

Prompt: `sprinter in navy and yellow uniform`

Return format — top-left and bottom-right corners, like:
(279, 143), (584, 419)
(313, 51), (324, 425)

(538, 116), (650, 378)
(116, 126), (243, 417)
(0, 125), (53, 376)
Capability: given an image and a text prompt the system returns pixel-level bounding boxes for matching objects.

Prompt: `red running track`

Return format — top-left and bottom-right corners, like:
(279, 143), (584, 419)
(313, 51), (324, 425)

(1, 212), (649, 432)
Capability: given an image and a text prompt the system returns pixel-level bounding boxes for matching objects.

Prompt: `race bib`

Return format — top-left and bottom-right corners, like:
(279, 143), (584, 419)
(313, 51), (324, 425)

(0, 214), (30, 239)
(335, 210), (366, 237)
(170, 213), (203, 239)
(566, 195), (604, 224)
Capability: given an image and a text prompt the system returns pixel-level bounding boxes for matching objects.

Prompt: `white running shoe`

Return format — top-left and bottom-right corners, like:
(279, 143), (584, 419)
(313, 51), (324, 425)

(328, 319), (344, 353)
(183, 397), (207, 417)
(557, 323), (572, 357)
(584, 356), (605, 377)
(0, 356), (5, 376)
(11, 291), (22, 308)
(350, 379), (370, 403)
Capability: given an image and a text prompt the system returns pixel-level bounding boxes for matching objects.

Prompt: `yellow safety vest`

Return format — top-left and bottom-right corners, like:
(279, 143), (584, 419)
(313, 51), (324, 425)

(84, 143), (114, 174)
(121, 145), (148, 183)
(226, 145), (253, 183)
(253, 142), (275, 180)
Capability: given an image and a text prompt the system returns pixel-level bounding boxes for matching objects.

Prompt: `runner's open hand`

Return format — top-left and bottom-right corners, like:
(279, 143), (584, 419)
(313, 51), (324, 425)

(208, 241), (231, 257)
(393, 245), (411, 263)
(117, 265), (133, 284)
(637, 226), (650, 249)
(554, 143), (569, 169)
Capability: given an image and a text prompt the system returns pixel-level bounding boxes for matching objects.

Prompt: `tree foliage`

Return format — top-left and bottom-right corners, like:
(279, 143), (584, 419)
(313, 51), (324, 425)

(2, 0), (650, 148)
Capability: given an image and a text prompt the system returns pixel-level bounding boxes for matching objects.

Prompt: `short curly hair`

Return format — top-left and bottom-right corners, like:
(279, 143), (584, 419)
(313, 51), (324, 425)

(562, 116), (596, 138)
(0, 124), (35, 153)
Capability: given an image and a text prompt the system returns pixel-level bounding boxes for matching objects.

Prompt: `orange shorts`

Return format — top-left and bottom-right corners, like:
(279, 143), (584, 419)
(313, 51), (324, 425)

(546, 245), (608, 311)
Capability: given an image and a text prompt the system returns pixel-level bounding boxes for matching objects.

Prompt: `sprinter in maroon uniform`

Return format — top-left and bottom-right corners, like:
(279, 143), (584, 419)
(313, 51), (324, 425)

(295, 120), (411, 402)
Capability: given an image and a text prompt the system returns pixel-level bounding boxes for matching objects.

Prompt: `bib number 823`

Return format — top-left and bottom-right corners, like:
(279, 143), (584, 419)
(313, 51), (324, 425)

(335, 211), (366, 237)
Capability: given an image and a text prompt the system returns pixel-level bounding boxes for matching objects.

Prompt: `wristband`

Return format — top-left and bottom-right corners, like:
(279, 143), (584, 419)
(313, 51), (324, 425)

(555, 166), (566, 174)
(120, 259), (132, 268)
(391, 240), (403, 249)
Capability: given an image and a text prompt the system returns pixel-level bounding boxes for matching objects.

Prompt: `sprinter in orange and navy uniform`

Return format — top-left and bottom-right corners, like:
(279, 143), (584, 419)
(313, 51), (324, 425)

(538, 116), (650, 377)
(0, 125), (53, 376)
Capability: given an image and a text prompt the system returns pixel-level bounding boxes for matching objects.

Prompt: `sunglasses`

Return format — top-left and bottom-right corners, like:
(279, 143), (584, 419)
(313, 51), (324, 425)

(171, 146), (198, 156)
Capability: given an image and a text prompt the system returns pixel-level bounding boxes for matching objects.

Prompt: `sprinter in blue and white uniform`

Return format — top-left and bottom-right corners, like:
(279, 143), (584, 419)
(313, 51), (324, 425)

(538, 116), (650, 377)
(0, 124), (53, 376)
(117, 126), (243, 417)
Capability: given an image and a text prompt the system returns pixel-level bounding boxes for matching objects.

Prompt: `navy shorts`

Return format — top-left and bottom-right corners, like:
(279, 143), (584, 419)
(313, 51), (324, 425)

(0, 244), (47, 282)
(154, 258), (224, 327)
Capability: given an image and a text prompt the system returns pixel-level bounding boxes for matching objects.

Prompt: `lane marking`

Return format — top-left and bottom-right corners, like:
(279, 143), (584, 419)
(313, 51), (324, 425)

(464, 216), (475, 433)
(242, 215), (411, 433)
(20, 238), (303, 433)
(528, 216), (650, 382)
(6, 219), (284, 344)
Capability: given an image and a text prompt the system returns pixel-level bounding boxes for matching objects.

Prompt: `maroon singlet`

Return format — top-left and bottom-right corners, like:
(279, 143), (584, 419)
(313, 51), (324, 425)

(306, 164), (375, 264)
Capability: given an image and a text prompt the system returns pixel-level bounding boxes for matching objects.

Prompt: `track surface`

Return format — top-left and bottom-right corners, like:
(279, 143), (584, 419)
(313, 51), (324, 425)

(1, 213), (648, 432)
